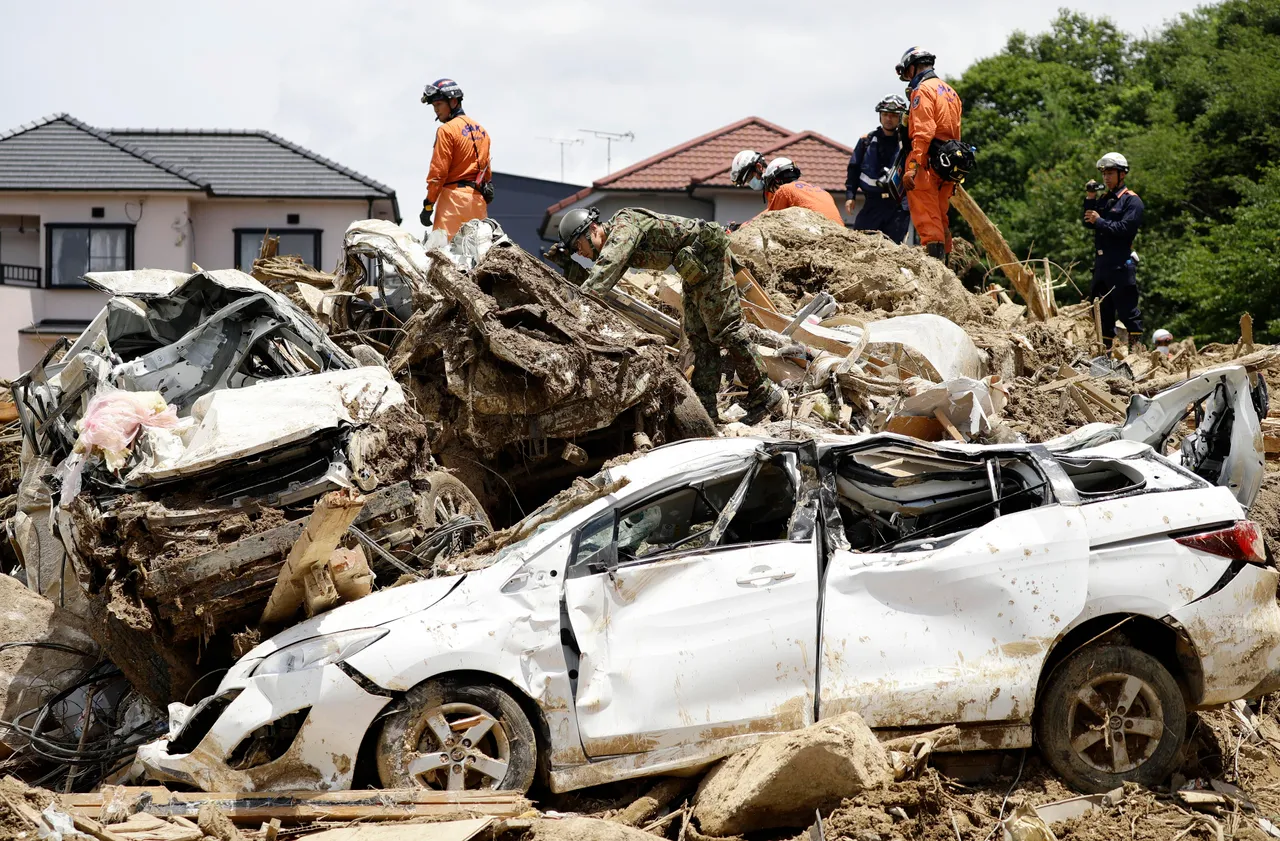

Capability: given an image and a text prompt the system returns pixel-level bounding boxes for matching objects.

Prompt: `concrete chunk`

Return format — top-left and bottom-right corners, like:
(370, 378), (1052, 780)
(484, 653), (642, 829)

(692, 712), (891, 836)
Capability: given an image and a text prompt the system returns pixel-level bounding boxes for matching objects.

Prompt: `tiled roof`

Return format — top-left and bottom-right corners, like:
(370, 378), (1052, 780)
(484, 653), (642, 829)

(107, 129), (395, 199)
(694, 131), (854, 191)
(601, 117), (793, 190)
(0, 115), (204, 192)
(0, 113), (395, 203)
(545, 117), (793, 216)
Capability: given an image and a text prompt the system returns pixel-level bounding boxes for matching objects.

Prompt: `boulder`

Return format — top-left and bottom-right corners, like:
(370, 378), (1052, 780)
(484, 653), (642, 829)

(525, 817), (658, 841)
(692, 712), (891, 836)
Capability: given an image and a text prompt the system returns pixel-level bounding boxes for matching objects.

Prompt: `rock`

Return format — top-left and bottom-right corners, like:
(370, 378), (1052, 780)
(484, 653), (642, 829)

(196, 803), (243, 841)
(692, 712), (892, 836)
(525, 817), (660, 841)
(0, 574), (99, 753)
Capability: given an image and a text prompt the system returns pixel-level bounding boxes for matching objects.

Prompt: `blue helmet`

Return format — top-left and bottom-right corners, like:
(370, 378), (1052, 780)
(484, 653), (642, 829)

(895, 47), (936, 81)
(421, 78), (464, 105)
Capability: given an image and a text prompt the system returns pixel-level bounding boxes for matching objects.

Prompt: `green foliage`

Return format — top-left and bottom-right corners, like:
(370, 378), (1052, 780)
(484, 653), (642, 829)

(954, 1), (1280, 341)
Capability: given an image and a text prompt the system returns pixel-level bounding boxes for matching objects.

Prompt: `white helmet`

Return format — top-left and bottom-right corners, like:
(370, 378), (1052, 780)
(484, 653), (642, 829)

(762, 157), (801, 190)
(730, 150), (765, 188)
(1096, 152), (1129, 172)
(1152, 328), (1173, 343)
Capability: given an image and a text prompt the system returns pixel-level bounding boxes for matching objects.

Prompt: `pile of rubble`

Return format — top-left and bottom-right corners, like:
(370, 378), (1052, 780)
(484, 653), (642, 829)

(4, 206), (1280, 838)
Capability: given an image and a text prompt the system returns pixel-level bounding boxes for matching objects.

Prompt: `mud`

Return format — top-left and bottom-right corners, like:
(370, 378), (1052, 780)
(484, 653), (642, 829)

(1251, 472), (1280, 559)
(729, 208), (991, 326)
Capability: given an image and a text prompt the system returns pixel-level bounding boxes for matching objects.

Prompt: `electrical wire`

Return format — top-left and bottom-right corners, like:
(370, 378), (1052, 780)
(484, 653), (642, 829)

(981, 748), (1028, 841)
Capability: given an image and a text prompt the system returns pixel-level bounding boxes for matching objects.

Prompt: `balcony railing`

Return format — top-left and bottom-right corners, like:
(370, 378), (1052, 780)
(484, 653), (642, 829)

(0, 264), (41, 288)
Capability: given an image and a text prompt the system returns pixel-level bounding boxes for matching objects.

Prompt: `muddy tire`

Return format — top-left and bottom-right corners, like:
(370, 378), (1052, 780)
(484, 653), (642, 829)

(377, 678), (537, 793)
(418, 473), (490, 530)
(1036, 645), (1185, 793)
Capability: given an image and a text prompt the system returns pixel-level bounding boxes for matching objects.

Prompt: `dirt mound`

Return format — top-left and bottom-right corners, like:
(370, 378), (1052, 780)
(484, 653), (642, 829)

(1251, 472), (1280, 558)
(729, 207), (990, 326)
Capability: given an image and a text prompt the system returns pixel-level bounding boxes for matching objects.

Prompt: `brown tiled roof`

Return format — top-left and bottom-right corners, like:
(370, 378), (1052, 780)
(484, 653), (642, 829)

(694, 131), (854, 191)
(545, 116), (793, 216)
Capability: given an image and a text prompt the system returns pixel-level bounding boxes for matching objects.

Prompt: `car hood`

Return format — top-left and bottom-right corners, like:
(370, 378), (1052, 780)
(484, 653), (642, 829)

(244, 573), (467, 658)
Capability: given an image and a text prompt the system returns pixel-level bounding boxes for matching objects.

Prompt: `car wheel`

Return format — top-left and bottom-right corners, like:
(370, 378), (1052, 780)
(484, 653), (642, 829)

(1036, 645), (1185, 793)
(421, 473), (490, 530)
(377, 678), (537, 793)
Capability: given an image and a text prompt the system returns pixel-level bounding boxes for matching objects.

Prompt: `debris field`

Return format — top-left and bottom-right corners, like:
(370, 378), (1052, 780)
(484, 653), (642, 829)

(4, 207), (1280, 841)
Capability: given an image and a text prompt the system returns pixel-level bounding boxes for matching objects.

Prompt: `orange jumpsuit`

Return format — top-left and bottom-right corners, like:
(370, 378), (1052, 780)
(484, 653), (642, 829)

(763, 180), (845, 224)
(426, 114), (491, 238)
(905, 75), (962, 250)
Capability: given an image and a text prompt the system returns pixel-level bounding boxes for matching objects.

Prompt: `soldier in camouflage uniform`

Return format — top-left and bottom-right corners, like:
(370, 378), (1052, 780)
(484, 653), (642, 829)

(548, 207), (783, 422)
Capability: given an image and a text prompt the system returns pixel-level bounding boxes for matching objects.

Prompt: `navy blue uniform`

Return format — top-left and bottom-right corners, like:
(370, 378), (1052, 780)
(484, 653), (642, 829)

(1083, 186), (1144, 343)
(845, 127), (910, 241)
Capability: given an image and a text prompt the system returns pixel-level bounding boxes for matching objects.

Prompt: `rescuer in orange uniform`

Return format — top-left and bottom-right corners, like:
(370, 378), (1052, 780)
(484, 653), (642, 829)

(420, 78), (492, 238)
(728, 151), (844, 225)
(897, 47), (963, 261)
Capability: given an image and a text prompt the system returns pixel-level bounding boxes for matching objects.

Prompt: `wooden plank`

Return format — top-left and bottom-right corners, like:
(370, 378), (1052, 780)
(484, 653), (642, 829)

(64, 789), (530, 826)
(1066, 385), (1099, 423)
(1077, 380), (1127, 418)
(741, 301), (861, 358)
(261, 489), (365, 625)
(949, 186), (1048, 320)
(298, 821), (495, 841)
(145, 482), (415, 600)
(884, 415), (946, 442)
(1092, 299), (1104, 347)
(734, 268), (781, 314)
(1035, 372), (1090, 393)
(932, 408), (966, 442)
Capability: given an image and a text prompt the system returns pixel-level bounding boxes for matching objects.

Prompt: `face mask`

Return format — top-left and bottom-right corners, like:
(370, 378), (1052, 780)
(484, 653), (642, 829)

(747, 176), (764, 191)
(1157, 344), (1172, 357)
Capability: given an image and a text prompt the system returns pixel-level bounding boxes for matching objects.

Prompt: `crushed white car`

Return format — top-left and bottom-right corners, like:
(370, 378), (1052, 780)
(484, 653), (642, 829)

(138, 365), (1279, 794)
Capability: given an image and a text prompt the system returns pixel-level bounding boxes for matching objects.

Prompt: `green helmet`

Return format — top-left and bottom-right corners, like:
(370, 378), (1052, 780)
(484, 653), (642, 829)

(558, 207), (600, 246)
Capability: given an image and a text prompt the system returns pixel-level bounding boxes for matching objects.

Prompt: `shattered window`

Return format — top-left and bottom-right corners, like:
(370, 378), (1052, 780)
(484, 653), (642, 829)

(834, 447), (1051, 552)
(1057, 457), (1146, 498)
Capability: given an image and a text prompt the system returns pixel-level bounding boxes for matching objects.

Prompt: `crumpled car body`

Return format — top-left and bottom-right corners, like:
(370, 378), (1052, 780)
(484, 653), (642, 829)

(8, 267), (471, 705)
(138, 366), (1280, 793)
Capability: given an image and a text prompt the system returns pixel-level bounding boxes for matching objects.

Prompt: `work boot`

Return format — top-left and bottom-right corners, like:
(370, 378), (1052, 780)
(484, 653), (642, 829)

(741, 385), (788, 425)
(926, 242), (946, 261)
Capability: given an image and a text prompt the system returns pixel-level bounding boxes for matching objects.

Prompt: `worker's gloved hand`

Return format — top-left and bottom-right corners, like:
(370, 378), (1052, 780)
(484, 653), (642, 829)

(1085, 179), (1103, 194)
(544, 242), (572, 270)
(902, 168), (917, 192)
(419, 199), (434, 227)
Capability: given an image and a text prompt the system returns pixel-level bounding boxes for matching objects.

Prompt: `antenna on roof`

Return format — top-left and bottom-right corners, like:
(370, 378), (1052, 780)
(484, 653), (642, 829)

(538, 137), (583, 182)
(578, 129), (635, 174)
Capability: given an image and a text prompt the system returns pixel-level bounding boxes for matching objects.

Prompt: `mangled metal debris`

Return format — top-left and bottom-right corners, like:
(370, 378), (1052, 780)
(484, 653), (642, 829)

(8, 267), (488, 705)
(135, 369), (1280, 799)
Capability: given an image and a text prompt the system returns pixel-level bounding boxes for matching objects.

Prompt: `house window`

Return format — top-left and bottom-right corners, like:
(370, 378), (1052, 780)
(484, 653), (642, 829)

(235, 229), (321, 271)
(46, 225), (134, 288)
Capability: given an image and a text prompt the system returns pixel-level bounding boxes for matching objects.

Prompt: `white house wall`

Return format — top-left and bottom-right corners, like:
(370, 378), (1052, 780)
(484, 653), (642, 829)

(0, 194), (383, 378)
(189, 199), (374, 273)
(0, 192), (198, 378)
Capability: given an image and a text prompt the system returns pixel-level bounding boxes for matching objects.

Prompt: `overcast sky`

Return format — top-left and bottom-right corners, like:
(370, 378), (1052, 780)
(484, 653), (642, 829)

(1, 1), (1203, 213)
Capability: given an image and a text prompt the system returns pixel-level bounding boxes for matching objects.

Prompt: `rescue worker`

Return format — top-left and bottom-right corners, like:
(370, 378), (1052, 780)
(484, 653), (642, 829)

(729, 152), (844, 224)
(420, 78), (492, 238)
(1083, 152), (1144, 348)
(896, 47), (963, 261)
(554, 206), (784, 422)
(1153, 328), (1175, 356)
(845, 95), (911, 241)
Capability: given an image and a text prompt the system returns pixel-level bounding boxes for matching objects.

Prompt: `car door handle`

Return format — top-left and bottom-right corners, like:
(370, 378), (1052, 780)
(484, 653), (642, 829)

(736, 568), (796, 586)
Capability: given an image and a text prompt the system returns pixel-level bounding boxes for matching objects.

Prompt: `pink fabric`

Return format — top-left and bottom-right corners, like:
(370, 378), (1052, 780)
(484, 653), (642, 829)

(77, 391), (180, 468)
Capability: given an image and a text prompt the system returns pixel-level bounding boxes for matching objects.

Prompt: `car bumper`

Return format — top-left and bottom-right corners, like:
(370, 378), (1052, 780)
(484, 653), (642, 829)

(1171, 564), (1280, 706)
(137, 663), (390, 792)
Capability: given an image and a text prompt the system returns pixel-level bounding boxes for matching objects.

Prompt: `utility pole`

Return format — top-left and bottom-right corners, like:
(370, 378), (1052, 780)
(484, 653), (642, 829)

(579, 129), (635, 174)
(538, 137), (583, 182)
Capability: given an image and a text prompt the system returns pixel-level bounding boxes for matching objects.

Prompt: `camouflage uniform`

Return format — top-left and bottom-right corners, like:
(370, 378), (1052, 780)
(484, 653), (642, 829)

(579, 208), (768, 417)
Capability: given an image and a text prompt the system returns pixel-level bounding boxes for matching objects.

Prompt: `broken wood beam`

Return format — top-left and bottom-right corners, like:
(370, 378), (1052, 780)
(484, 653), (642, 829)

(949, 186), (1049, 320)
(932, 408), (966, 442)
(1067, 385), (1099, 423)
(64, 788), (532, 826)
(261, 488), (365, 625)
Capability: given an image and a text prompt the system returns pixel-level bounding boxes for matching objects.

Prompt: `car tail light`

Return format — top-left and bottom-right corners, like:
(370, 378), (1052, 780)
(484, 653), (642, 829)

(1175, 520), (1267, 564)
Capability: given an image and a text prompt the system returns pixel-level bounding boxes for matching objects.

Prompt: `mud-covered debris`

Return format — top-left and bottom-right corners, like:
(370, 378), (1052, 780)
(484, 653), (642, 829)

(729, 207), (989, 325)
(692, 711), (892, 836)
(522, 817), (658, 841)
